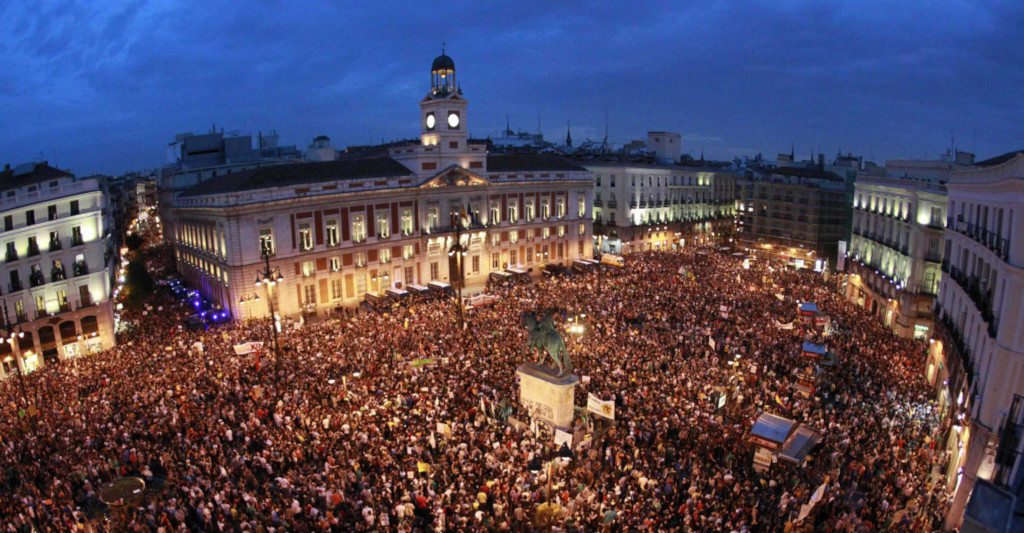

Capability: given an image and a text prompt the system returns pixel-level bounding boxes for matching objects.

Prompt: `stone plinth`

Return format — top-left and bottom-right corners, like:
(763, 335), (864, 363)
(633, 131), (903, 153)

(517, 363), (578, 434)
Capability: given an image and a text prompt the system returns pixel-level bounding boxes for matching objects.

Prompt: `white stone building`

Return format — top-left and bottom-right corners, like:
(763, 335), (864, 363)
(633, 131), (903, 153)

(167, 52), (594, 320)
(588, 163), (736, 254)
(0, 163), (116, 379)
(926, 150), (1024, 529)
(845, 155), (971, 339)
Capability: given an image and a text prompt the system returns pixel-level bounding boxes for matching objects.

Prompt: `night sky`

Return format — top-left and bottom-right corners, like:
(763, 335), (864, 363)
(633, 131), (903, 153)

(2, 0), (1022, 175)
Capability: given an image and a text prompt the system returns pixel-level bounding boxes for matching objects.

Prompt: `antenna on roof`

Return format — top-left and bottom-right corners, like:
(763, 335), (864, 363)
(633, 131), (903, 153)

(604, 106), (609, 142)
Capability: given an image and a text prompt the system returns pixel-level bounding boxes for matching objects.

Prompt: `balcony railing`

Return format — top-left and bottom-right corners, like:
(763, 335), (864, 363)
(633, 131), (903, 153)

(73, 262), (89, 277)
(5, 250), (16, 263)
(948, 266), (998, 337)
(8, 281), (22, 293)
(35, 309), (48, 319)
(29, 273), (45, 288)
(948, 217), (1010, 261)
(924, 252), (943, 264)
(70, 236), (85, 247)
(49, 239), (62, 251)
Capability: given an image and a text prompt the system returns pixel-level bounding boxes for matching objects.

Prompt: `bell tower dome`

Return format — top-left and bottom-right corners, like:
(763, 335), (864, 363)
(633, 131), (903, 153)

(431, 49), (456, 96)
(420, 47), (468, 147)
(392, 46), (485, 177)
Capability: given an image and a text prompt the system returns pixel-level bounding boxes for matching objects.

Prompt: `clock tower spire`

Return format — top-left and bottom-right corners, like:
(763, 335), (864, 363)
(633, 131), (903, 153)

(391, 47), (485, 177)
(420, 47), (468, 149)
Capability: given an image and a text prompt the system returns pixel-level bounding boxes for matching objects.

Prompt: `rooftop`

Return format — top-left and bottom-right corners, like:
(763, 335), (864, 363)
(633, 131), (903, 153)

(486, 154), (588, 173)
(974, 149), (1024, 167)
(179, 158), (413, 197)
(0, 162), (74, 191)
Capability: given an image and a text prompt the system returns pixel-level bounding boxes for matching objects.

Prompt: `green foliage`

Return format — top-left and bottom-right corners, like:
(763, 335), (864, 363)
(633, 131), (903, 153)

(124, 260), (155, 308)
(125, 234), (145, 251)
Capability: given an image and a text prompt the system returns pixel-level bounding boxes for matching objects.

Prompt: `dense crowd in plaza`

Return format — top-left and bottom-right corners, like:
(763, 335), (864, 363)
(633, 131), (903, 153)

(0, 242), (953, 532)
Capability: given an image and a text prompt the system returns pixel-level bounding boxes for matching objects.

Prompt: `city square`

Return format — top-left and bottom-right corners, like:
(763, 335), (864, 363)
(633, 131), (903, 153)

(2, 3), (1023, 531)
(0, 237), (952, 531)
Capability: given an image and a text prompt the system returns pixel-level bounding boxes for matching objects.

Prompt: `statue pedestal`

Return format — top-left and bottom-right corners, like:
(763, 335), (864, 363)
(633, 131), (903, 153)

(517, 363), (578, 435)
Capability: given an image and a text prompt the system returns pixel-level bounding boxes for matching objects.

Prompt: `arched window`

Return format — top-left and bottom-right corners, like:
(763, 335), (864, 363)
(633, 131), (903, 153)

(81, 315), (99, 335)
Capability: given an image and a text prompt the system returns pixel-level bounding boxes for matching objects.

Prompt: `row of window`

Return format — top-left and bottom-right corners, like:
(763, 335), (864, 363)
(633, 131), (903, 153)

(296, 226), (587, 277)
(0, 284), (92, 321)
(297, 241), (588, 306)
(4, 227), (86, 262)
(1, 200), (81, 232)
(594, 174), (718, 188)
(258, 203), (588, 255)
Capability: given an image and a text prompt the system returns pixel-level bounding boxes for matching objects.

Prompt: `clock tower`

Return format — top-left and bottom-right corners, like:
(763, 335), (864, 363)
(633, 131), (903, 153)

(392, 48), (486, 177)
(420, 48), (468, 150)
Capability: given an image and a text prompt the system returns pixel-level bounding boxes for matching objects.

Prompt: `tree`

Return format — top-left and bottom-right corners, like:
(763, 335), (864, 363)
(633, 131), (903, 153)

(124, 260), (155, 308)
(125, 234), (144, 251)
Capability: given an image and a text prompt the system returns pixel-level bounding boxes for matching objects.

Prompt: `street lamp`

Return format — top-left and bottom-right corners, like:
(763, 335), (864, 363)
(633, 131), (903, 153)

(448, 209), (469, 330)
(254, 241), (284, 378)
(238, 293), (260, 320)
(1, 301), (30, 414)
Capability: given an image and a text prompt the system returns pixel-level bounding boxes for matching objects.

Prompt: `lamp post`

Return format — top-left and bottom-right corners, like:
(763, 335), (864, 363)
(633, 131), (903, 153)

(448, 209), (468, 330)
(1, 301), (30, 414)
(254, 242), (284, 379)
(238, 293), (260, 320)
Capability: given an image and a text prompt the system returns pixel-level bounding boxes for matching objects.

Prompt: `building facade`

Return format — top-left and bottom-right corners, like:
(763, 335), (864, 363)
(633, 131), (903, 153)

(737, 167), (850, 267)
(0, 163), (116, 379)
(167, 53), (594, 320)
(588, 163), (736, 254)
(926, 150), (1024, 529)
(845, 163), (955, 339)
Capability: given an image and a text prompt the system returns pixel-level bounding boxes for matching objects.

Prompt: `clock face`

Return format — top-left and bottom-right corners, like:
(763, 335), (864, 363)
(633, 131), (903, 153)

(425, 113), (435, 129)
(448, 112), (460, 128)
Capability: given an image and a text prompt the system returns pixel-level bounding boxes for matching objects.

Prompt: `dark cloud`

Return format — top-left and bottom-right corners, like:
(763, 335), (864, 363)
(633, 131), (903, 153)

(0, 0), (1021, 174)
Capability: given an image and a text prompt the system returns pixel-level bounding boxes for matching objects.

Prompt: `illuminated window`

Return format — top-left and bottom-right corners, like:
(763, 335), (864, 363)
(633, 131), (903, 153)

(490, 201), (500, 225)
(508, 201), (518, 224)
(400, 210), (414, 236)
(403, 244), (414, 260)
(577, 197), (586, 217)
(352, 215), (366, 243)
(380, 248), (392, 263)
(326, 219), (339, 246)
(299, 223), (313, 250)
(376, 213), (390, 239)
(302, 261), (315, 277)
(555, 198), (565, 218)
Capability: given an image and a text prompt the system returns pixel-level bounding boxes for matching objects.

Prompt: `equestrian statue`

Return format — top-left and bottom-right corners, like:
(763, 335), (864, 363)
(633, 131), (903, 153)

(520, 311), (572, 376)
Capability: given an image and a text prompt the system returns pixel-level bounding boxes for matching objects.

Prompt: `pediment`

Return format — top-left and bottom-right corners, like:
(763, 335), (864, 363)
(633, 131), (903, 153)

(420, 165), (490, 188)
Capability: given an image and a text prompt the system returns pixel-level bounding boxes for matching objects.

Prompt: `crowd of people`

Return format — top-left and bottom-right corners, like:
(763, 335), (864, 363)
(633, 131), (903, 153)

(0, 241), (954, 532)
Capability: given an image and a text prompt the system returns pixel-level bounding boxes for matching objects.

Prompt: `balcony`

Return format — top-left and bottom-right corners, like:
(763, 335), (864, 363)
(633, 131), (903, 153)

(26, 243), (39, 257)
(5, 250), (16, 263)
(593, 199), (604, 207)
(8, 280), (22, 293)
(51, 267), (66, 283)
(76, 297), (94, 310)
(949, 217), (1010, 261)
(948, 266), (998, 337)
(73, 261), (89, 277)
(606, 201), (618, 209)
(924, 252), (943, 264)
(35, 309), (48, 319)
(49, 239), (62, 252)
(58, 301), (71, 313)
(29, 272), (46, 288)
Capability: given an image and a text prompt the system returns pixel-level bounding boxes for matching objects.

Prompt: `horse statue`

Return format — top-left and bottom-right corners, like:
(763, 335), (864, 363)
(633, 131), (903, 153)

(521, 312), (572, 376)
